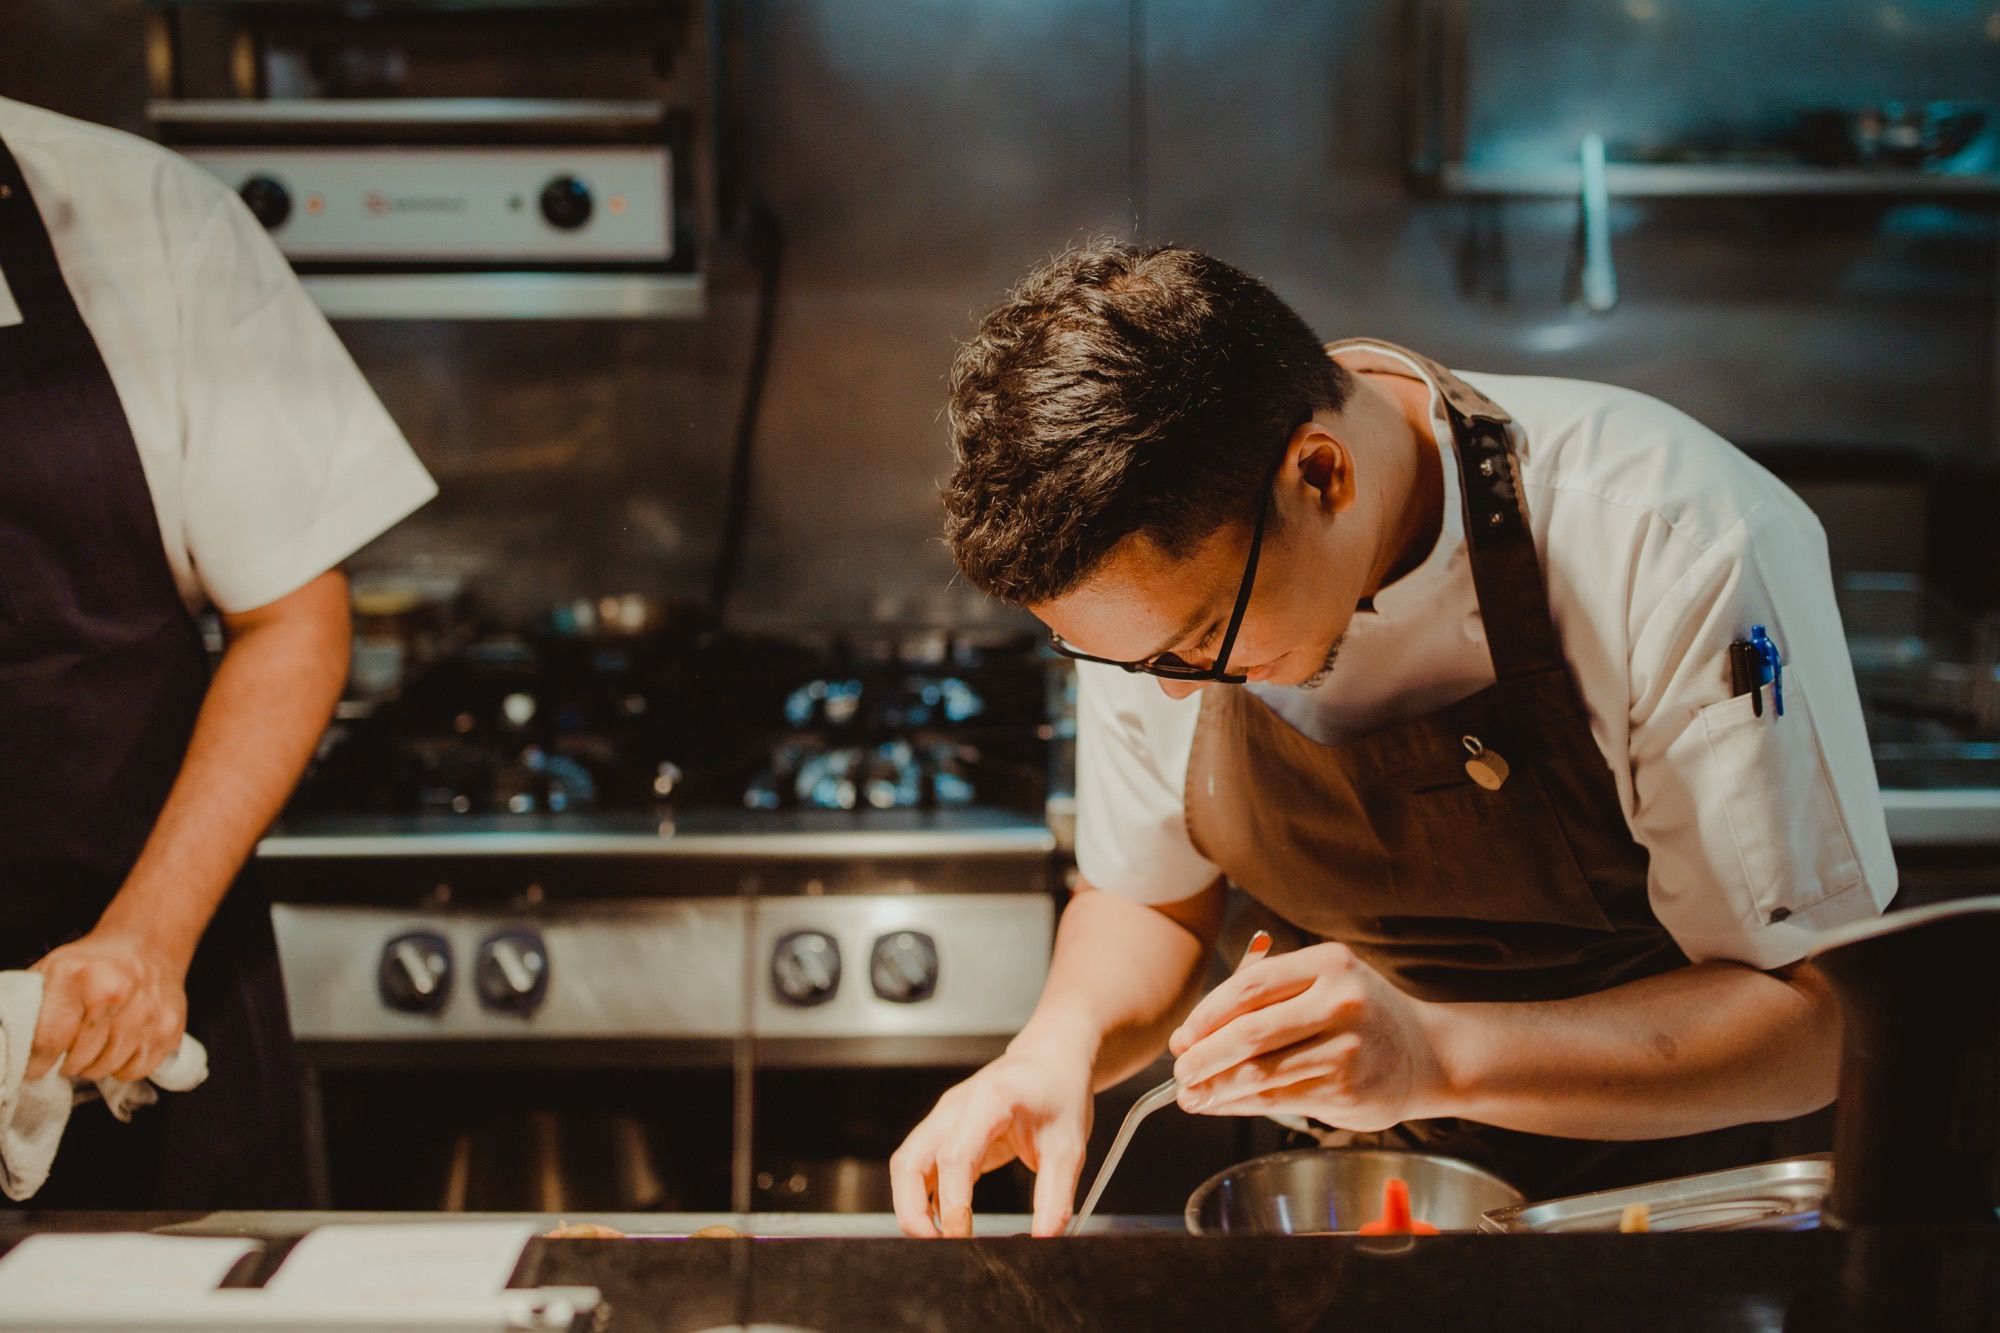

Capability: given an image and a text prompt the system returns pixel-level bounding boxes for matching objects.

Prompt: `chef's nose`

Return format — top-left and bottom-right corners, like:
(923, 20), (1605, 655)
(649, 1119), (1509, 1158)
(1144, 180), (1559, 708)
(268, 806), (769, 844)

(1157, 677), (1207, 701)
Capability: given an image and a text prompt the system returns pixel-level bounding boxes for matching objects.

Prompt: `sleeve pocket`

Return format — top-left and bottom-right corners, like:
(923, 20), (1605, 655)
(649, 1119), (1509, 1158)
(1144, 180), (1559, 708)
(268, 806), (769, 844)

(1697, 667), (1865, 926)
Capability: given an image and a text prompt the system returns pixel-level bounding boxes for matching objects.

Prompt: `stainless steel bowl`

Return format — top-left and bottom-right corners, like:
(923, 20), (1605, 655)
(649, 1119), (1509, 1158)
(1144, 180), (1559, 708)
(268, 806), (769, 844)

(1185, 1148), (1524, 1235)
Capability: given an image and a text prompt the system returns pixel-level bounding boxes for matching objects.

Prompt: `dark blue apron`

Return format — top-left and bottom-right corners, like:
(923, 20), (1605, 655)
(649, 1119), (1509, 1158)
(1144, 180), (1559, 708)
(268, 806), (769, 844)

(0, 129), (304, 1209)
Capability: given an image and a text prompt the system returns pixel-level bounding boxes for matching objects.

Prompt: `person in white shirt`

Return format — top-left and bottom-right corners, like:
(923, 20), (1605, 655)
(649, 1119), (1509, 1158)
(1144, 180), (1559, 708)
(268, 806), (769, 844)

(0, 96), (436, 1207)
(890, 239), (1894, 1237)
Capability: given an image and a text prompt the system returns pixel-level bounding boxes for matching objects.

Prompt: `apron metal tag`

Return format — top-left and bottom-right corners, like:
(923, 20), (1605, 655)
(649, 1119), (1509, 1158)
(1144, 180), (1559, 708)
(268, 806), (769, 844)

(1462, 735), (1510, 791)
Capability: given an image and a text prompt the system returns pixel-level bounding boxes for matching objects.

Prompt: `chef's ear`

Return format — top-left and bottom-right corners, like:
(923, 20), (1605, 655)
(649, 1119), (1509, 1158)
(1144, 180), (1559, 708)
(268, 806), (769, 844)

(1286, 421), (1357, 515)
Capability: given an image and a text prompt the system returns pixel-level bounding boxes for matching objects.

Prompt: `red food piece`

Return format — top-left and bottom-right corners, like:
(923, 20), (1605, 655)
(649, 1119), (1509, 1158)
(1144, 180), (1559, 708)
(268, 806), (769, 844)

(1356, 1176), (1440, 1235)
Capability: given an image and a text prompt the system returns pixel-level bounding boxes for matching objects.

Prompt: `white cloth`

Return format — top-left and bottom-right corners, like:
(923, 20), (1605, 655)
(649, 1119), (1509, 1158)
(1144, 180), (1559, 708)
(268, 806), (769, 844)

(0, 96), (436, 615)
(1075, 342), (1896, 972)
(0, 971), (208, 1202)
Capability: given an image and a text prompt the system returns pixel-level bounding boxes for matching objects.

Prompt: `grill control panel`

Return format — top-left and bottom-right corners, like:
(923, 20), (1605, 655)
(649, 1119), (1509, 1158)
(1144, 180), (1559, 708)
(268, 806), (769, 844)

(183, 146), (673, 263)
(272, 893), (1051, 1046)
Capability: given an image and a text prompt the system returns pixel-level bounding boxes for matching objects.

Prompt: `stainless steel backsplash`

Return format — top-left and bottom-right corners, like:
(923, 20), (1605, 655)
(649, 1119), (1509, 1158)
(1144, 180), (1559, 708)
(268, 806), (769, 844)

(5, 0), (1995, 628)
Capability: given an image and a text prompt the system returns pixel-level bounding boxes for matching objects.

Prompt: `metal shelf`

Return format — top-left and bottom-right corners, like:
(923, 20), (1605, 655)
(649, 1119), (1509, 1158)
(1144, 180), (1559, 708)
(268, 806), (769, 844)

(1433, 161), (2000, 202)
(144, 1), (666, 9)
(149, 98), (669, 132)
(1427, 153), (2000, 313)
(300, 271), (705, 321)
(1881, 788), (2000, 847)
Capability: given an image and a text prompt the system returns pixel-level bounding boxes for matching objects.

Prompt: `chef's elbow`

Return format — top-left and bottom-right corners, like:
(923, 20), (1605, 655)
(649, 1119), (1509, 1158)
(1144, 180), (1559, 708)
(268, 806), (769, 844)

(1770, 960), (1843, 1116)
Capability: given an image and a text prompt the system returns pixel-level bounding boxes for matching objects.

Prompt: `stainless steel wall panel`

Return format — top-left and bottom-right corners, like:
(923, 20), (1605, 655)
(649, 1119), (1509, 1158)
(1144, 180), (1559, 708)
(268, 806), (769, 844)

(1142, 1), (1997, 459)
(1459, 0), (2000, 167)
(4, 1), (1994, 627)
(717, 0), (1135, 626)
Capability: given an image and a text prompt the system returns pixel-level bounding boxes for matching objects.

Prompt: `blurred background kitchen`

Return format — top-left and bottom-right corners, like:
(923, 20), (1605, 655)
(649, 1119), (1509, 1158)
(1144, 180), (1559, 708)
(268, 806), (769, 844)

(3, 0), (1996, 1223)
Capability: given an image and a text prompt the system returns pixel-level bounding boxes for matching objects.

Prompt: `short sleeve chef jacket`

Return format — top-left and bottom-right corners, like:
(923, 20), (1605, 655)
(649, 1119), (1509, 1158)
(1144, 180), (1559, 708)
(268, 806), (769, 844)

(1075, 341), (1896, 972)
(0, 97), (436, 614)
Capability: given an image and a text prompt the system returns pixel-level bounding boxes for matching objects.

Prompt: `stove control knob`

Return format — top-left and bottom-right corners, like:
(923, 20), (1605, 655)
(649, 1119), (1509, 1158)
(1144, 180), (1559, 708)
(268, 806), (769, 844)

(476, 929), (551, 1016)
(870, 930), (938, 1004)
(771, 930), (841, 1007)
(379, 931), (452, 1014)
(539, 175), (594, 230)
(238, 174), (292, 230)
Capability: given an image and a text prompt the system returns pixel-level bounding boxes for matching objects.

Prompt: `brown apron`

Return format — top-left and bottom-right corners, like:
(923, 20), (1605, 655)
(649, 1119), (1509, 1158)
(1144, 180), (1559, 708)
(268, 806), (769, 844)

(1184, 341), (1829, 1200)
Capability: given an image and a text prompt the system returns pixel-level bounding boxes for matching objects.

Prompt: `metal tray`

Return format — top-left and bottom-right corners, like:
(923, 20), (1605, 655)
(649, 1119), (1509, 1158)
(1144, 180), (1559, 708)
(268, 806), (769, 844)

(1479, 1155), (1831, 1233)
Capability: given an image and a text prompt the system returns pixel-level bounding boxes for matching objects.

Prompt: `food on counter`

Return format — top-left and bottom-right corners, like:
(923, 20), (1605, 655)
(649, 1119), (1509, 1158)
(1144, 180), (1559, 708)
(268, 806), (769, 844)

(689, 1224), (746, 1239)
(1356, 1177), (1440, 1235)
(1618, 1203), (1651, 1234)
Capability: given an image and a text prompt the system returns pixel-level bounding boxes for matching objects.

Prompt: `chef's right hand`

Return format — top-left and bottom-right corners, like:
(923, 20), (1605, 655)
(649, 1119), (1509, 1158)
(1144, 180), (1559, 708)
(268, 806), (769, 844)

(27, 929), (189, 1083)
(889, 1043), (1094, 1238)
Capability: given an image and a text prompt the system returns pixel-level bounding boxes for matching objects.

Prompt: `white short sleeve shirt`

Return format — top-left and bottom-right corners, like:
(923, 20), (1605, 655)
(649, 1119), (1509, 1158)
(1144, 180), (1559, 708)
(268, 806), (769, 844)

(0, 97), (436, 614)
(1075, 342), (1896, 972)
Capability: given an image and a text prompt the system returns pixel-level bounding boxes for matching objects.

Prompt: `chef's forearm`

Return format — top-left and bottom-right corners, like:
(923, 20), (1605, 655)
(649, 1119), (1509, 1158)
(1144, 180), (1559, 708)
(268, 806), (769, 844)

(1417, 960), (1841, 1139)
(1007, 880), (1221, 1091)
(95, 571), (351, 971)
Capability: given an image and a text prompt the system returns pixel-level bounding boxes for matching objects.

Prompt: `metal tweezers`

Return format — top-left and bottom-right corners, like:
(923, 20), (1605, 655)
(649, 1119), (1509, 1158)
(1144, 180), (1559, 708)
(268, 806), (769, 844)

(1067, 930), (1273, 1235)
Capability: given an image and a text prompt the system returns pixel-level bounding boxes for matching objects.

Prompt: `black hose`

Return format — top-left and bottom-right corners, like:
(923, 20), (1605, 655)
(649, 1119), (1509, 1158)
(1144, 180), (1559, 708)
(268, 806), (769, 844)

(707, 199), (783, 624)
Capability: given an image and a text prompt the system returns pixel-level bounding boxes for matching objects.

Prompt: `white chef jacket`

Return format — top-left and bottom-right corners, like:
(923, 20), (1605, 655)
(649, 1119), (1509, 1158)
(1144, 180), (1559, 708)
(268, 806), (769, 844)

(0, 97), (435, 615)
(1076, 341), (1896, 972)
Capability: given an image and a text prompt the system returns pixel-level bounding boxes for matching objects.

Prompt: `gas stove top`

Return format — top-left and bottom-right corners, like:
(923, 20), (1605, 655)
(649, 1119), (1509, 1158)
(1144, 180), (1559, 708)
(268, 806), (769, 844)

(290, 626), (1056, 824)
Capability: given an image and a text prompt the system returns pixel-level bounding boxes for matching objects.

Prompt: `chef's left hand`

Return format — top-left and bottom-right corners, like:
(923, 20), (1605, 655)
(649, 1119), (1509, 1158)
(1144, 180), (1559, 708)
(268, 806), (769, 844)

(26, 930), (189, 1083)
(1167, 943), (1445, 1132)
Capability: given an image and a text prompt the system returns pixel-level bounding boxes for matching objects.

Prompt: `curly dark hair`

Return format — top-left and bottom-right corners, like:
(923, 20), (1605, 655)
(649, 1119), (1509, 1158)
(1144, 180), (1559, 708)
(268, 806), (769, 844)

(942, 240), (1354, 605)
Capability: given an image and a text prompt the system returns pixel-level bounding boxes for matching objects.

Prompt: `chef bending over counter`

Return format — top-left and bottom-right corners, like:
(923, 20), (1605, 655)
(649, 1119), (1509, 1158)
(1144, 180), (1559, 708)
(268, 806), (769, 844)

(892, 239), (1895, 1238)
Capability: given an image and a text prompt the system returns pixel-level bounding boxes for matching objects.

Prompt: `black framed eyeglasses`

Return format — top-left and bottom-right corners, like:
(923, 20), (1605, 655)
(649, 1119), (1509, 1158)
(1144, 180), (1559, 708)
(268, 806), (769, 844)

(1047, 483), (1274, 686)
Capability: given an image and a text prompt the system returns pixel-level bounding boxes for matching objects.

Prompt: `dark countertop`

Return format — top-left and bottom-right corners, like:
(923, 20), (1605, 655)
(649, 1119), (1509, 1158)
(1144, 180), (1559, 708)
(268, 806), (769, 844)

(5, 1213), (1998, 1331)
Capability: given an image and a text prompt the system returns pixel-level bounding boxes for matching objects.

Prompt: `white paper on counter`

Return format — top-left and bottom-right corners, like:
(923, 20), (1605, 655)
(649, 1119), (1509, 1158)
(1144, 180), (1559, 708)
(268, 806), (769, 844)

(263, 1220), (538, 1304)
(0, 1233), (258, 1304)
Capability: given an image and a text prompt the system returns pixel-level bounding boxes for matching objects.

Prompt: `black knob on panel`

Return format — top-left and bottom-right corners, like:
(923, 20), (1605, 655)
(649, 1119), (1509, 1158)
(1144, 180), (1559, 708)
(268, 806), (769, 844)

(870, 930), (938, 1004)
(771, 930), (841, 1007)
(379, 930), (452, 1014)
(238, 174), (292, 230)
(538, 175), (593, 230)
(476, 929), (551, 1016)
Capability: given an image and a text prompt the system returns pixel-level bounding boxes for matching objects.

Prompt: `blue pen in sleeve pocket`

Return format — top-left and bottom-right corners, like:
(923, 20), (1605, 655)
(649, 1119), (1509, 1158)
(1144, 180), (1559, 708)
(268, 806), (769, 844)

(1729, 625), (1784, 718)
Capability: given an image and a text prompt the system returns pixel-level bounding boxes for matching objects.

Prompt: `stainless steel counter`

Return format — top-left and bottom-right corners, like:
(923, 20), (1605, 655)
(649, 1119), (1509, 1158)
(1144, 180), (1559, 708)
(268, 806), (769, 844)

(255, 790), (2000, 861)
(258, 808), (1058, 861)
(1879, 788), (2000, 847)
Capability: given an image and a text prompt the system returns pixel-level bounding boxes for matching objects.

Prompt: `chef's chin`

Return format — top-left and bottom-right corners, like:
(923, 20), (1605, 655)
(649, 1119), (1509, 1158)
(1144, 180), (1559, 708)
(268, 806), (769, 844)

(1295, 633), (1348, 690)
